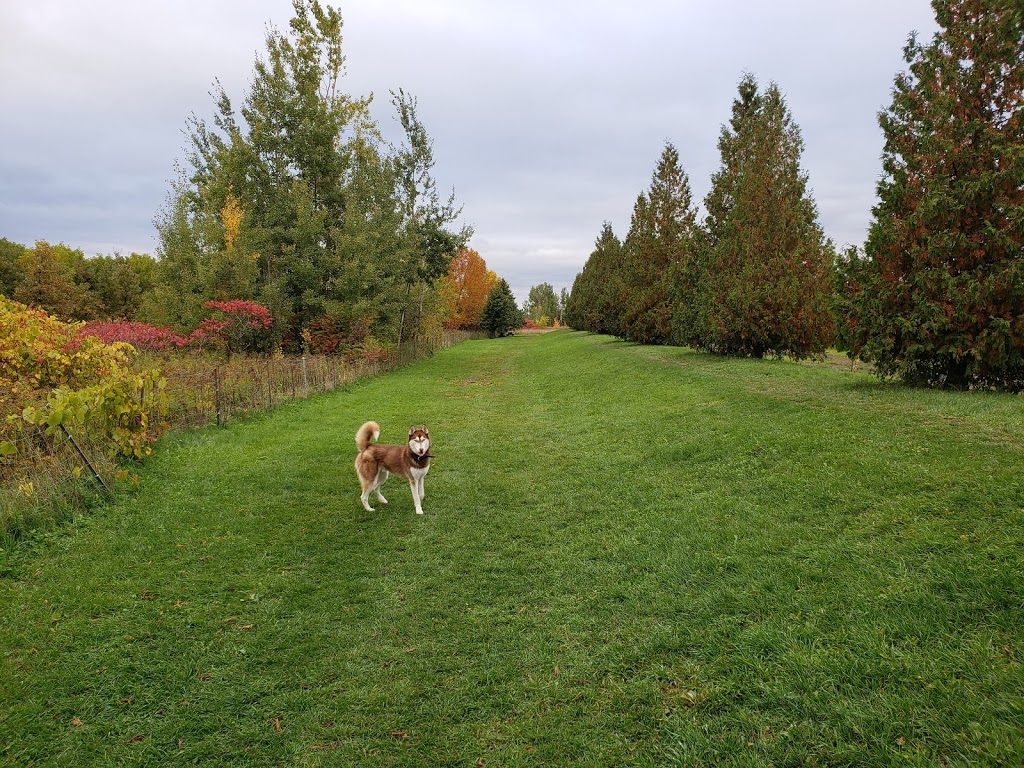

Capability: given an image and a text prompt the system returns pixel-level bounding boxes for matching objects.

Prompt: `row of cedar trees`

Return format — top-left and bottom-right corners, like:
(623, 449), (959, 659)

(0, 1), (521, 350)
(565, 78), (834, 360)
(566, 0), (1023, 390)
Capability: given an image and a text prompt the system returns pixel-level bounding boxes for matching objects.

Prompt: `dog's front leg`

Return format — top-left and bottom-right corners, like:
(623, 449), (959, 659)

(408, 477), (424, 514)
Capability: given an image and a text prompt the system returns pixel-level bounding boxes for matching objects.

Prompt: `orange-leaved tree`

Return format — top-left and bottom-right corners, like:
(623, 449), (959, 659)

(440, 248), (497, 329)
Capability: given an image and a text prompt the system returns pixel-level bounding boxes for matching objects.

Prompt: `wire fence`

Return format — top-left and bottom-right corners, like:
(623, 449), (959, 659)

(0, 422), (119, 543)
(162, 331), (475, 428)
(1, 330), (478, 543)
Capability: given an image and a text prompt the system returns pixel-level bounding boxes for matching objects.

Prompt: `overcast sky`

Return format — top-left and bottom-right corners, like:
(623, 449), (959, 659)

(1, 1), (939, 302)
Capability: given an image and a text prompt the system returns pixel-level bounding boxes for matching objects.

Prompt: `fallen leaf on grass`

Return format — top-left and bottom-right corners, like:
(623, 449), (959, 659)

(553, 665), (560, 679)
(391, 731), (408, 740)
(126, 735), (145, 743)
(272, 718), (283, 733)
(405, 647), (416, 654)
(238, 624), (254, 631)
(141, 590), (155, 600)
(178, 739), (184, 750)
(70, 718), (82, 727)
(118, 698), (133, 704)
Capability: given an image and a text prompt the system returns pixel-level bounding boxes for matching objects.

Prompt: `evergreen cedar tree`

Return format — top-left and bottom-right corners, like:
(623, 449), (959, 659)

(480, 279), (523, 338)
(620, 143), (699, 346)
(564, 222), (624, 336)
(692, 75), (834, 359)
(843, 0), (1024, 389)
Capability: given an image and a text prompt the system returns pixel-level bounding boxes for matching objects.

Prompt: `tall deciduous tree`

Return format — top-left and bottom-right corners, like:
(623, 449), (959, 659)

(694, 75), (834, 359)
(845, 0), (1024, 389)
(0, 238), (25, 298)
(390, 89), (472, 346)
(157, 0), (467, 350)
(524, 282), (559, 326)
(440, 248), (496, 329)
(13, 242), (91, 320)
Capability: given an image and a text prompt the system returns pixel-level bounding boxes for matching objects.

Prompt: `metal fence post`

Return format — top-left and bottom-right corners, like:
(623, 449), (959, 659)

(60, 424), (111, 494)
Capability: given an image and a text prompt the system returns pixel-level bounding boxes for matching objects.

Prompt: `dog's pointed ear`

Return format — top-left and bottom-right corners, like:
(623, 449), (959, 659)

(409, 425), (416, 436)
(422, 424), (429, 435)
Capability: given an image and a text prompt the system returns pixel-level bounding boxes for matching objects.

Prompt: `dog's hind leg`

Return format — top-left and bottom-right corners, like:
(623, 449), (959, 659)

(357, 456), (376, 512)
(360, 484), (375, 512)
(374, 468), (389, 505)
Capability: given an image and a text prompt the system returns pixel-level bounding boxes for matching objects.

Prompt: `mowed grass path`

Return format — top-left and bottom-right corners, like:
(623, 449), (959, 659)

(1, 331), (1022, 766)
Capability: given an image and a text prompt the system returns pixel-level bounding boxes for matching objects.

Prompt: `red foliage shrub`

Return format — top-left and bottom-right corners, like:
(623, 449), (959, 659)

(200, 300), (274, 354)
(304, 316), (347, 355)
(204, 300), (272, 329)
(80, 321), (188, 352)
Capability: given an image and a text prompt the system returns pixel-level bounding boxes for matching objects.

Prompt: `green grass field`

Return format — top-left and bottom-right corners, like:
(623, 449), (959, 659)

(1, 331), (1022, 766)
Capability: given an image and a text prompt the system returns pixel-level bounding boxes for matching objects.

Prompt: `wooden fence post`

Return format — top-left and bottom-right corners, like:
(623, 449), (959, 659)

(266, 359), (273, 407)
(214, 366), (222, 426)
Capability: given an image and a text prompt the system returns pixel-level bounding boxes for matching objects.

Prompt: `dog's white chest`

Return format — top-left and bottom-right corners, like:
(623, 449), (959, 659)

(409, 464), (429, 480)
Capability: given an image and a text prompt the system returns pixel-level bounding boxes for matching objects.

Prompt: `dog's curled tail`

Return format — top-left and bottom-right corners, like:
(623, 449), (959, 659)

(356, 421), (381, 452)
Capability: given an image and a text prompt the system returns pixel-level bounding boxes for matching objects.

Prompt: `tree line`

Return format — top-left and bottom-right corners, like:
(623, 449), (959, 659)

(566, 0), (1022, 390)
(0, 235), (522, 347)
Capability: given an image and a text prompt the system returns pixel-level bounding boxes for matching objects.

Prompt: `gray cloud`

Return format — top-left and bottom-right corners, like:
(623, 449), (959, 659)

(1, 1), (938, 302)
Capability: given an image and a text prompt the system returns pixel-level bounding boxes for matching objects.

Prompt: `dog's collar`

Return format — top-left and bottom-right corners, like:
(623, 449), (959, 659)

(410, 451), (434, 463)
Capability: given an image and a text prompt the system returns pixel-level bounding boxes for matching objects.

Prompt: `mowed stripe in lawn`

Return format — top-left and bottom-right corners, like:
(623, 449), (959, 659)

(1, 330), (1022, 766)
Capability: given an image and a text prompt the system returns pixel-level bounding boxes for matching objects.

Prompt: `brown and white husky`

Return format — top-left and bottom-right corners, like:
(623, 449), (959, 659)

(355, 421), (432, 514)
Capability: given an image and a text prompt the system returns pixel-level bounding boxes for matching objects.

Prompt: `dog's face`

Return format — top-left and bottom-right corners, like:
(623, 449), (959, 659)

(408, 424), (430, 458)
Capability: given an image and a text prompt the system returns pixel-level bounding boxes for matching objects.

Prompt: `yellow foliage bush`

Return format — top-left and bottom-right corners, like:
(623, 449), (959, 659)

(1, 297), (167, 463)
